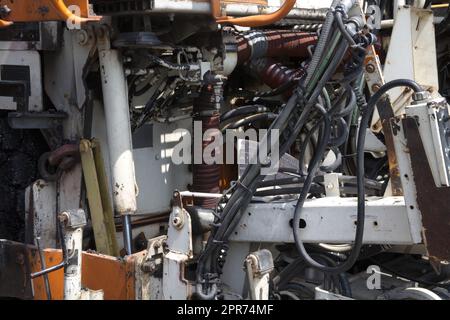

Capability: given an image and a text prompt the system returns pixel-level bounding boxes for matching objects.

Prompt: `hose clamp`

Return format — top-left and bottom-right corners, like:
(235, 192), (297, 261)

(244, 31), (268, 60)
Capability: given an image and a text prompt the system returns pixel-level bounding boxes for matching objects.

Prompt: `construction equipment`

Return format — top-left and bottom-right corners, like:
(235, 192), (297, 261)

(0, 0), (450, 301)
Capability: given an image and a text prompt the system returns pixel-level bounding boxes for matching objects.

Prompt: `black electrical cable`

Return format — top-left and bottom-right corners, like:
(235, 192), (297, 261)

(292, 79), (423, 274)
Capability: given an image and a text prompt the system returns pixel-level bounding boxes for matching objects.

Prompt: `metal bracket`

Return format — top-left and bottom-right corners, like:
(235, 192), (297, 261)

(7, 111), (66, 129)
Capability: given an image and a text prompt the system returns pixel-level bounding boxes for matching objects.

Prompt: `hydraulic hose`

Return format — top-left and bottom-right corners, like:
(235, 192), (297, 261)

(303, 0), (342, 86)
(293, 79), (423, 274)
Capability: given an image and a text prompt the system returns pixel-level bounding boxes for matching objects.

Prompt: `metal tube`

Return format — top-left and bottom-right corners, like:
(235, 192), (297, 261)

(98, 49), (138, 216)
(64, 225), (84, 300)
(31, 262), (65, 279)
(124, 2), (328, 20)
(122, 215), (133, 255)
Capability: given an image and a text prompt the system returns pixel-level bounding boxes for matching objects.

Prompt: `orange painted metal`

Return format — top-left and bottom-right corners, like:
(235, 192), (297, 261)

(214, 0), (297, 27)
(0, 0), (96, 27)
(30, 249), (138, 300)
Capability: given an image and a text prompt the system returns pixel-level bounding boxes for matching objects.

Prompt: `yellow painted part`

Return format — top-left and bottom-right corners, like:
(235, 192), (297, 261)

(80, 139), (117, 256)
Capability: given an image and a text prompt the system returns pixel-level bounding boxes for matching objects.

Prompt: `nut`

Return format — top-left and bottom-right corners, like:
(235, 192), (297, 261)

(365, 64), (376, 73)
(412, 91), (431, 102)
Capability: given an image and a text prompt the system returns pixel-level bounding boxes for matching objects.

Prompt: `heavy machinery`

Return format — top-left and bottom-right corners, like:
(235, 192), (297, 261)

(1, 0), (450, 300)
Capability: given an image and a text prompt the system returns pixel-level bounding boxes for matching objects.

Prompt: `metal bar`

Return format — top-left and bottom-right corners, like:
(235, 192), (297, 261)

(31, 261), (65, 279)
(91, 139), (120, 256)
(229, 197), (421, 244)
(122, 215), (133, 255)
(79, 139), (114, 255)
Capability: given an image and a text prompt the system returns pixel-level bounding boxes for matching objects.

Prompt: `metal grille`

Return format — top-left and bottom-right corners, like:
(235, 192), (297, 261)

(92, 0), (154, 15)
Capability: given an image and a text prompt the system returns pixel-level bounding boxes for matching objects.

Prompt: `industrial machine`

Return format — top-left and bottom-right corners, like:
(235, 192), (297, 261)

(1, 0), (450, 300)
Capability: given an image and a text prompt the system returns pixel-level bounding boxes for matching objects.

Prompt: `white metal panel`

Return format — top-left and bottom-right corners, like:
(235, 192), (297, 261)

(0, 50), (43, 111)
(229, 197), (420, 244)
(25, 180), (57, 248)
(373, 7), (439, 129)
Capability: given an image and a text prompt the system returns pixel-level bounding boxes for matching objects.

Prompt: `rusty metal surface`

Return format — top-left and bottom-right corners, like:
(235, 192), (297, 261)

(0, 240), (34, 299)
(377, 97), (403, 196)
(403, 117), (450, 261)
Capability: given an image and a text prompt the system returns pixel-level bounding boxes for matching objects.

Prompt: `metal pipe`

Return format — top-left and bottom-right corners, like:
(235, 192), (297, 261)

(98, 46), (136, 256)
(98, 49), (138, 216)
(31, 262), (65, 279)
(63, 223), (84, 300)
(122, 215), (133, 255)
(216, 0), (297, 27)
(131, 2), (328, 20)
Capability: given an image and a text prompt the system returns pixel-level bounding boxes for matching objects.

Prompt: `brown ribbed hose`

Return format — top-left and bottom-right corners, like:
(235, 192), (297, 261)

(215, 0), (297, 27)
(236, 30), (317, 64)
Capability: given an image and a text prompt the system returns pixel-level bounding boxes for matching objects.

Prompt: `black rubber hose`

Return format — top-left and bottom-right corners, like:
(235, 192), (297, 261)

(304, 0), (342, 85)
(334, 10), (357, 47)
(222, 113), (277, 131)
(320, 147), (343, 172)
(293, 79), (423, 274)
(254, 79), (298, 98)
(332, 87), (357, 118)
(329, 117), (350, 147)
(220, 105), (269, 123)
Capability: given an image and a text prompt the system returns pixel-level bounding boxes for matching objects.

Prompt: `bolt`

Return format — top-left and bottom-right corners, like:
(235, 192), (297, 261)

(58, 212), (70, 225)
(141, 260), (156, 273)
(172, 216), (183, 229)
(326, 183), (334, 189)
(0, 5), (11, 18)
(365, 64), (376, 73)
(372, 84), (381, 92)
(77, 30), (89, 46)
